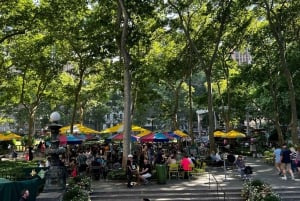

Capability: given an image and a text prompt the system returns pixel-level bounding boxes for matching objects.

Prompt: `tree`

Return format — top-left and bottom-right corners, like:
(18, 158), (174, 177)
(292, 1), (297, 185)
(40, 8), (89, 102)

(253, 0), (300, 145)
(167, 0), (252, 152)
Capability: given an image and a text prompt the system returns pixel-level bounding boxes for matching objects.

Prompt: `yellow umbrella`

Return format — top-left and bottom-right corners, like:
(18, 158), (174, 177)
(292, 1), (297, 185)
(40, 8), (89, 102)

(100, 123), (148, 134)
(136, 129), (152, 137)
(214, 130), (226, 138)
(173, 130), (189, 138)
(60, 124), (101, 134)
(0, 134), (8, 141)
(0, 133), (22, 141)
(224, 130), (246, 138)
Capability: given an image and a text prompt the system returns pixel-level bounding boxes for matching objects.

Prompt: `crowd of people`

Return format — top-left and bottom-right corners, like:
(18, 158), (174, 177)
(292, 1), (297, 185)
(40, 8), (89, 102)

(273, 143), (300, 180)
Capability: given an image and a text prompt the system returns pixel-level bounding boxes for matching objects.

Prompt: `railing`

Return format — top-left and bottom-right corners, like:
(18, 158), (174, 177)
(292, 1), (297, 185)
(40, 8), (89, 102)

(207, 170), (230, 201)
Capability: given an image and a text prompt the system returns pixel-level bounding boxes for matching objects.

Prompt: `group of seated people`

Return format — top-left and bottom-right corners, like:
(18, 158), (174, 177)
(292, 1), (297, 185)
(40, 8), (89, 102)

(126, 154), (152, 188)
(126, 152), (201, 187)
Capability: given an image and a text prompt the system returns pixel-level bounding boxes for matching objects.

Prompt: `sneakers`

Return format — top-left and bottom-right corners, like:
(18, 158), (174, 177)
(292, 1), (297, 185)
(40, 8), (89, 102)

(144, 179), (149, 185)
(281, 176), (287, 180)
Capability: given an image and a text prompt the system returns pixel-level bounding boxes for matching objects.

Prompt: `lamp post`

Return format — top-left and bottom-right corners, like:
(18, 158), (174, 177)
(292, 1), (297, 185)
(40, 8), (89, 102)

(49, 111), (62, 150)
(45, 111), (66, 191)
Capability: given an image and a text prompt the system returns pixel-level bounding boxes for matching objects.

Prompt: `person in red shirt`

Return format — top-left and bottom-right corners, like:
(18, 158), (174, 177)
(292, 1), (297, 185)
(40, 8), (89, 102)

(181, 155), (192, 171)
(180, 155), (192, 179)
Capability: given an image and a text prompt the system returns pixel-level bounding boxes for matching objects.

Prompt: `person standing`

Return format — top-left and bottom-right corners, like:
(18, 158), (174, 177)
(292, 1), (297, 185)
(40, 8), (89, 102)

(28, 147), (33, 161)
(77, 150), (87, 175)
(19, 189), (30, 201)
(273, 144), (282, 176)
(280, 144), (295, 180)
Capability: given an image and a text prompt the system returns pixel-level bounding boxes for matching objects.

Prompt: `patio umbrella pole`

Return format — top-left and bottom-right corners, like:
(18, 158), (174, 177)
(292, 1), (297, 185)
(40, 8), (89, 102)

(223, 153), (229, 182)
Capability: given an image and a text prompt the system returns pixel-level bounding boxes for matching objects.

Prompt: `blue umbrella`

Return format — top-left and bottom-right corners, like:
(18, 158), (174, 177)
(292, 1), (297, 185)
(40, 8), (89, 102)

(59, 134), (83, 145)
(140, 132), (170, 142)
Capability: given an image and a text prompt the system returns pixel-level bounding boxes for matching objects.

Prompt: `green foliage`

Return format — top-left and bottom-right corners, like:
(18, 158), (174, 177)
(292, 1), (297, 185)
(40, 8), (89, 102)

(63, 185), (89, 201)
(107, 169), (127, 180)
(0, 160), (45, 180)
(241, 179), (281, 201)
(63, 176), (91, 201)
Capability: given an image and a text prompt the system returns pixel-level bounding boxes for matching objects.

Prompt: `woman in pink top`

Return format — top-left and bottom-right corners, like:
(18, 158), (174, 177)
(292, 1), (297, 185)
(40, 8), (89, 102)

(181, 155), (192, 171)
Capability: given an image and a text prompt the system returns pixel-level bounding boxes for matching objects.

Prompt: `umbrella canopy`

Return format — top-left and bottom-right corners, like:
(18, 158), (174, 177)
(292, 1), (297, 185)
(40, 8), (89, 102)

(59, 124), (101, 134)
(214, 130), (226, 138)
(0, 133), (22, 141)
(59, 134), (83, 145)
(223, 130), (246, 138)
(100, 123), (149, 133)
(140, 132), (170, 142)
(136, 129), (152, 137)
(172, 130), (189, 138)
(107, 133), (140, 142)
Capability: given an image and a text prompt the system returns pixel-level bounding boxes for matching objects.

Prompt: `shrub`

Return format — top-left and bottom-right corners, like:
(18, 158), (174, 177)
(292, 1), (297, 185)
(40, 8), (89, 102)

(241, 179), (281, 201)
(106, 169), (126, 180)
(63, 176), (91, 201)
(63, 185), (89, 201)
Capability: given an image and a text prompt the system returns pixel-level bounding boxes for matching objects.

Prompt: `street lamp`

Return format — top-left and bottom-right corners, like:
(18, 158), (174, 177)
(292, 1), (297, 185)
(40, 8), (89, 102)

(45, 111), (66, 191)
(49, 111), (62, 149)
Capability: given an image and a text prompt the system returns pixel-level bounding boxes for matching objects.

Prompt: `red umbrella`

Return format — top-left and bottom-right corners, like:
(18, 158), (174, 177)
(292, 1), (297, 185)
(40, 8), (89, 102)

(107, 133), (140, 142)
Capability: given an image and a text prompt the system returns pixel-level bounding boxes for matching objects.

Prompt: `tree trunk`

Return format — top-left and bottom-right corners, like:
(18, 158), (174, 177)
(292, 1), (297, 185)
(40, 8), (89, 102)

(118, 0), (132, 169)
(206, 70), (216, 153)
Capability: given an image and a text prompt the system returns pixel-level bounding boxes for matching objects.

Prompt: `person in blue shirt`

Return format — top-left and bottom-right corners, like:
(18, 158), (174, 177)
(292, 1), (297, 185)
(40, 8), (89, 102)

(273, 144), (282, 176)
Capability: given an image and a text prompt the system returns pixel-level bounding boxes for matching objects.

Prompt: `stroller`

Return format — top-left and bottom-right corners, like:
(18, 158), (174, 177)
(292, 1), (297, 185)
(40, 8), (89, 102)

(243, 166), (253, 180)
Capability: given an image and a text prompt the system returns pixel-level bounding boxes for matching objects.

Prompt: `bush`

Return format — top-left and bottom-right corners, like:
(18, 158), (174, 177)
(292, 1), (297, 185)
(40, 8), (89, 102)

(241, 179), (281, 201)
(106, 169), (126, 180)
(63, 176), (91, 201)
(63, 185), (89, 201)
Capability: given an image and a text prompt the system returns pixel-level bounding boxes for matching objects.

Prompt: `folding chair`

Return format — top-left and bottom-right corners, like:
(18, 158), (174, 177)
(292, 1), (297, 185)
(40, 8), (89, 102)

(168, 163), (179, 180)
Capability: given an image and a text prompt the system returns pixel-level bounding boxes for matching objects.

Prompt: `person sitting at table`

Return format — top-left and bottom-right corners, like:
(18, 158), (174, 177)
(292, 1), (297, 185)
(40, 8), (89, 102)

(138, 159), (152, 184)
(180, 155), (192, 179)
(210, 151), (223, 167)
(165, 154), (177, 165)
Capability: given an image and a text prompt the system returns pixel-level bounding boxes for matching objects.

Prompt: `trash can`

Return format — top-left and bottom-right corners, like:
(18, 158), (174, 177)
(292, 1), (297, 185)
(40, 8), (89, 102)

(156, 164), (167, 184)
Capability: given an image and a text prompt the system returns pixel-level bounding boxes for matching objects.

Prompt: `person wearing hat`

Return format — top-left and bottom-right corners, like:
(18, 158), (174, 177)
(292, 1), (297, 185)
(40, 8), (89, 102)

(126, 154), (138, 188)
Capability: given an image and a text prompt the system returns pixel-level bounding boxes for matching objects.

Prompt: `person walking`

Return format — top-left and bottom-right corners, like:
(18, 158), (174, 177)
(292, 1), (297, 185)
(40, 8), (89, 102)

(273, 144), (282, 176)
(280, 144), (295, 180)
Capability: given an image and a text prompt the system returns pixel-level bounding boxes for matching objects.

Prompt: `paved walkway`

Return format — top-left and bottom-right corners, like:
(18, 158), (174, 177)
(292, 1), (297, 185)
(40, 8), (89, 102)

(91, 156), (300, 192)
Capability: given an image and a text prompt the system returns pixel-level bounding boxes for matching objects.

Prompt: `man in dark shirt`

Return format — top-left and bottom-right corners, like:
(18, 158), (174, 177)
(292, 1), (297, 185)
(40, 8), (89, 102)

(280, 144), (294, 180)
(138, 159), (152, 184)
